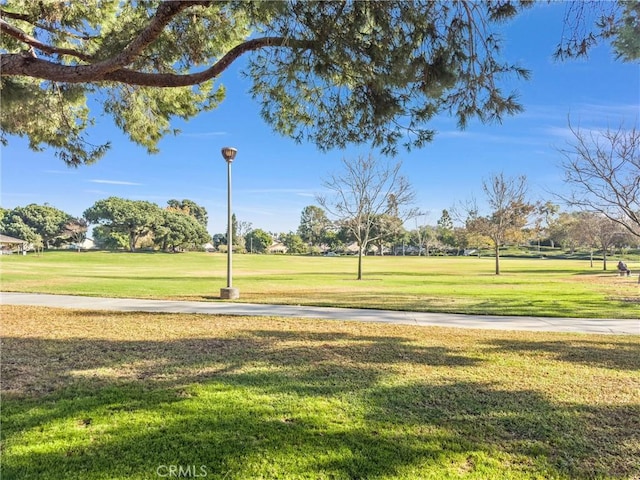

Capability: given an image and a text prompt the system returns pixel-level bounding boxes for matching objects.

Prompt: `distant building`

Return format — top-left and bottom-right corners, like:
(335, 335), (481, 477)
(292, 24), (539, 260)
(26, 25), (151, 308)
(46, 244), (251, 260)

(345, 242), (361, 255)
(68, 238), (96, 250)
(267, 242), (288, 254)
(0, 234), (28, 254)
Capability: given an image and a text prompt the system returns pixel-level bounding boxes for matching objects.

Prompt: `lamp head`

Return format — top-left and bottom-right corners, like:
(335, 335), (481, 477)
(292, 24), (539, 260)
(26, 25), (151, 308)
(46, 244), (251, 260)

(221, 147), (237, 163)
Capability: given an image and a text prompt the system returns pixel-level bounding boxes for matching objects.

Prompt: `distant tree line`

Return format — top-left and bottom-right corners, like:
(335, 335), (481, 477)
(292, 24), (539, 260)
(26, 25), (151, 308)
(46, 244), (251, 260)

(292, 203), (638, 268)
(1, 198), (210, 253)
(2, 121), (637, 277)
(2, 192), (637, 275)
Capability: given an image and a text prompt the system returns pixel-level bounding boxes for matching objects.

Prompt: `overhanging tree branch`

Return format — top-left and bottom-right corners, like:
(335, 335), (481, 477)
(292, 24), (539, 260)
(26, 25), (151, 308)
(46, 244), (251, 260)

(0, 18), (90, 60)
(1, 1), (211, 78)
(1, 36), (315, 86)
(557, 119), (640, 238)
(1, 1), (634, 167)
(2, 1), (212, 81)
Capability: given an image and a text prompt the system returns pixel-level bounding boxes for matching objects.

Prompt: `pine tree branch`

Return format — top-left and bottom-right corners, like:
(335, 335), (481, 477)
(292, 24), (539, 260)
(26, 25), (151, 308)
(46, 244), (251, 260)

(1, 1), (212, 79)
(0, 18), (91, 60)
(1, 37), (315, 86)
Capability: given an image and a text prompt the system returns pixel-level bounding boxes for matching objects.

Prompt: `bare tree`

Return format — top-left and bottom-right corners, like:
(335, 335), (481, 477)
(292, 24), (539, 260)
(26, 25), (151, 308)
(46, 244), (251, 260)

(318, 155), (417, 280)
(235, 219), (253, 252)
(466, 173), (533, 274)
(412, 212), (431, 257)
(558, 120), (640, 238)
(62, 217), (88, 252)
(571, 212), (628, 270)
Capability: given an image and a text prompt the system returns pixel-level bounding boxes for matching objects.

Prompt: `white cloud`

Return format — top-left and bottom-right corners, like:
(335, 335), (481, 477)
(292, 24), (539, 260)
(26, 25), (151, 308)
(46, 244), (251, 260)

(541, 126), (575, 140)
(572, 102), (639, 120)
(89, 179), (142, 186)
(523, 102), (639, 127)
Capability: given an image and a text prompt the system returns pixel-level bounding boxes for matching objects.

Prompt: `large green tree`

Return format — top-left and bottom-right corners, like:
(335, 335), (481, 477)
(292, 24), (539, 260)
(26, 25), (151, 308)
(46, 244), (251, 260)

(297, 205), (332, 247)
(436, 209), (456, 252)
(167, 199), (208, 228)
(1, 211), (41, 246)
(155, 209), (211, 252)
(280, 232), (307, 254)
(84, 197), (163, 252)
(3, 1), (634, 166)
(92, 224), (128, 250)
(245, 228), (272, 254)
(1, 203), (70, 248)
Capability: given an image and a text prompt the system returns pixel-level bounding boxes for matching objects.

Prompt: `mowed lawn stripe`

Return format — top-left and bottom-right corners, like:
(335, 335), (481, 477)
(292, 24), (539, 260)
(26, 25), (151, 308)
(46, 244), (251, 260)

(1, 251), (638, 318)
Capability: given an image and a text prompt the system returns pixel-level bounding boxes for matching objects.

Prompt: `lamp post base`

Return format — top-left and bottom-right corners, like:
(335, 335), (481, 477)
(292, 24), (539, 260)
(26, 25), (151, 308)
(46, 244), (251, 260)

(220, 287), (240, 300)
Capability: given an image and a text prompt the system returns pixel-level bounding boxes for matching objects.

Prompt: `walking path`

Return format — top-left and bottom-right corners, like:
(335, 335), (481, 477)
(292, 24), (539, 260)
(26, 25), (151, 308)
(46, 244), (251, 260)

(2, 292), (638, 335)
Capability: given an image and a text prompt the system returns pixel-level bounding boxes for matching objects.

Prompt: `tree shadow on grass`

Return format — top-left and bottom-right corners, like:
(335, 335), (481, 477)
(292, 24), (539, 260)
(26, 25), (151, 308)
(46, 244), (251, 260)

(362, 382), (640, 479)
(486, 338), (640, 371)
(248, 330), (480, 367)
(1, 329), (479, 431)
(2, 326), (639, 479)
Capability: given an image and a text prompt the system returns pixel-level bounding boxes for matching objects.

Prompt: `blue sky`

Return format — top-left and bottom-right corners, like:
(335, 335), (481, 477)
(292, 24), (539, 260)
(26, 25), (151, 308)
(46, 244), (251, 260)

(1, 3), (638, 235)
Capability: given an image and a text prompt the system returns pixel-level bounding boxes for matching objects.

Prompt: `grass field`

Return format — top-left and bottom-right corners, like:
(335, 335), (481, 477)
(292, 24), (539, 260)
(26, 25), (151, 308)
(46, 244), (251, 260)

(1, 251), (639, 318)
(2, 305), (639, 479)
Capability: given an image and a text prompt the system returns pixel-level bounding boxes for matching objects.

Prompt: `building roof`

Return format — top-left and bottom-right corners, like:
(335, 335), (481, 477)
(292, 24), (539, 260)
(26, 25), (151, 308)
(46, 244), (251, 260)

(0, 234), (27, 244)
(268, 242), (288, 253)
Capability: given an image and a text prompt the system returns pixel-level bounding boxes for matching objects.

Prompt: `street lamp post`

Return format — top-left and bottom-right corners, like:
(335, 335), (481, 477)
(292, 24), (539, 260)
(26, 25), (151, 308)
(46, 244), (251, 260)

(220, 147), (239, 300)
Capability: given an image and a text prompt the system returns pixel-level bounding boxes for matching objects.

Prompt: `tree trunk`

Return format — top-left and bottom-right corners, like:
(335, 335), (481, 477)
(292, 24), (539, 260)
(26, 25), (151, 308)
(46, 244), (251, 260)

(357, 248), (363, 280)
(494, 244), (500, 275)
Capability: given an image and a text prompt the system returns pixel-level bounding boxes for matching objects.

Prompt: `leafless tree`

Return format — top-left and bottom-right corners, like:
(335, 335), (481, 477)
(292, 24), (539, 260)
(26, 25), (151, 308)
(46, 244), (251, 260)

(411, 212), (431, 257)
(571, 212), (628, 270)
(62, 217), (88, 252)
(465, 173), (533, 274)
(558, 120), (640, 238)
(318, 155), (417, 280)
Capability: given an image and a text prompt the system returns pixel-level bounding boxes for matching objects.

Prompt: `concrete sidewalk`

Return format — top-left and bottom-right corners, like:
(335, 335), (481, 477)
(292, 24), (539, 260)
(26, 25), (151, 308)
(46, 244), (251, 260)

(2, 292), (638, 335)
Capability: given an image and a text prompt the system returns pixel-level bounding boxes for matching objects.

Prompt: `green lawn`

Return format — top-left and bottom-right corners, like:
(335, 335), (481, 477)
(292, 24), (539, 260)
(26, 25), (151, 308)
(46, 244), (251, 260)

(2, 305), (639, 479)
(1, 251), (638, 318)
